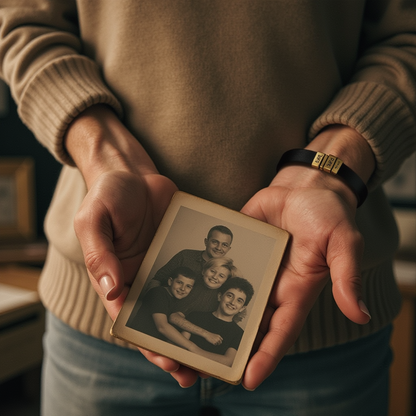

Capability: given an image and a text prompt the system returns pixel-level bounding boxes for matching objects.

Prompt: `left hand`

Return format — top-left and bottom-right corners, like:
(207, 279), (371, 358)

(161, 170), (370, 389)
(238, 125), (375, 390)
(239, 168), (371, 390)
(141, 125), (375, 389)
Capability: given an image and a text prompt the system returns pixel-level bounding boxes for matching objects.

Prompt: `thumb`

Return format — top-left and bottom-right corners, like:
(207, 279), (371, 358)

(74, 199), (125, 303)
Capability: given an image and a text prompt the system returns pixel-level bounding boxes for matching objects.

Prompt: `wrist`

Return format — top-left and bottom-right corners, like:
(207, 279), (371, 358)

(273, 164), (358, 208)
(64, 104), (157, 188)
(273, 125), (374, 208)
(306, 125), (375, 183)
(276, 149), (368, 207)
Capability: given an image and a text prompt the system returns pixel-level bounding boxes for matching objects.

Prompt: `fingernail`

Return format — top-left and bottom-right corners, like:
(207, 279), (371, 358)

(99, 276), (115, 299)
(358, 299), (371, 319)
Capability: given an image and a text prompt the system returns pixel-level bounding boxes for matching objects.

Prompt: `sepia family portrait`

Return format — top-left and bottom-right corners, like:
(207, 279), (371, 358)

(112, 192), (288, 383)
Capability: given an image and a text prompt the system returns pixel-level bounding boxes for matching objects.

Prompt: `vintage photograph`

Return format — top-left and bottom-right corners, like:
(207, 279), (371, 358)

(111, 191), (289, 384)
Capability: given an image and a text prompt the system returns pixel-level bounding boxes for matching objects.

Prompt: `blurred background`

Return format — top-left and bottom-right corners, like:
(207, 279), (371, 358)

(1, 79), (60, 416)
(0, 79), (414, 416)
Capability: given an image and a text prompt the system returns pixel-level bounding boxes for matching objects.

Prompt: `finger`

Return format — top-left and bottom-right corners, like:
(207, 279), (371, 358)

(327, 226), (371, 324)
(94, 284), (129, 321)
(139, 348), (199, 387)
(139, 348), (180, 372)
(242, 301), (307, 390)
(170, 365), (199, 388)
(242, 267), (326, 390)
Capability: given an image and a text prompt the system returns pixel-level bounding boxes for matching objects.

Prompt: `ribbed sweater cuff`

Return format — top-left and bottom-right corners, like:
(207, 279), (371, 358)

(309, 82), (416, 190)
(17, 55), (123, 166)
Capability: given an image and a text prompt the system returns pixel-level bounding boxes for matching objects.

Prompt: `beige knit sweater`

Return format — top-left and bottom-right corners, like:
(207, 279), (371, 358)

(1, 0), (415, 354)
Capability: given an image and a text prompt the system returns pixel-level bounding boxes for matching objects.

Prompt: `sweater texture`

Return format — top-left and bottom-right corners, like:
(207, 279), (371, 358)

(1, 0), (415, 353)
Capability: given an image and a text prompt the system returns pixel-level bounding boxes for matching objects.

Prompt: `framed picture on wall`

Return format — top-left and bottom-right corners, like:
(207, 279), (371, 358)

(0, 158), (36, 242)
(111, 191), (289, 385)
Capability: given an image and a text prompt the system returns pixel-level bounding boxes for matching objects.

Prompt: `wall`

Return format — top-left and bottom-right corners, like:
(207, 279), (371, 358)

(0, 81), (62, 239)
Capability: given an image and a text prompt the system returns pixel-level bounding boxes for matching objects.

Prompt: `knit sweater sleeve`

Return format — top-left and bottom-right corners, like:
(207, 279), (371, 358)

(0, 1), (123, 165)
(309, 0), (416, 189)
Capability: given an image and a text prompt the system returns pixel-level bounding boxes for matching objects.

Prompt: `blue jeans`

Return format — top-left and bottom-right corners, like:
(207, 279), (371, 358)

(41, 311), (392, 416)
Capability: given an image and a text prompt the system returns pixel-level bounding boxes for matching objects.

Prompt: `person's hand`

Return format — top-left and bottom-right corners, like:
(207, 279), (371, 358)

(65, 105), (177, 319)
(129, 125), (375, 390)
(240, 176), (369, 389)
(65, 105), (194, 381)
(203, 331), (223, 345)
(74, 169), (176, 319)
(239, 125), (375, 390)
(165, 171), (371, 388)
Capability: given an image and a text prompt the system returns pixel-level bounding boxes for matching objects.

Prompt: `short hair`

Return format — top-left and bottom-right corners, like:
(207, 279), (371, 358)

(207, 225), (233, 244)
(202, 257), (236, 279)
(219, 277), (254, 306)
(169, 266), (198, 282)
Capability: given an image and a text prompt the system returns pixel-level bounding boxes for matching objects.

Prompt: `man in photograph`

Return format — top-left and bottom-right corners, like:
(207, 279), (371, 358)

(148, 225), (234, 288)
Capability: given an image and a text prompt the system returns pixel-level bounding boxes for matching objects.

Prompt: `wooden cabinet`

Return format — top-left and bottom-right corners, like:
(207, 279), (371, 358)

(389, 261), (416, 416)
(0, 265), (44, 383)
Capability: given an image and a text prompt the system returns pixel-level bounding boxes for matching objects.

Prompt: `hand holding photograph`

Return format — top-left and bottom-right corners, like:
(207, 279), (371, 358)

(111, 191), (289, 384)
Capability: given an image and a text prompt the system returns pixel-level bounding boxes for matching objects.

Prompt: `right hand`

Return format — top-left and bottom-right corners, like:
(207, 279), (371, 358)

(65, 105), (178, 319)
(74, 169), (177, 319)
(66, 105), (193, 381)
(203, 331), (223, 345)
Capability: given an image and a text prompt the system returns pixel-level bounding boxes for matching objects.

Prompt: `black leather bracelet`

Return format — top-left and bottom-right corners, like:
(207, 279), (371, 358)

(276, 149), (368, 207)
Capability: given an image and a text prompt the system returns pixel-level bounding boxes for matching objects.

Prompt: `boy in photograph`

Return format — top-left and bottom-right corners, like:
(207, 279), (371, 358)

(149, 225), (234, 288)
(126, 267), (199, 349)
(169, 257), (237, 345)
(182, 277), (255, 367)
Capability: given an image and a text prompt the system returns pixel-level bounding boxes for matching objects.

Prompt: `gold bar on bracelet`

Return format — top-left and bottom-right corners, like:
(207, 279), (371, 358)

(331, 158), (343, 174)
(312, 152), (326, 169)
(319, 154), (329, 170)
(323, 155), (337, 173)
(276, 149), (368, 207)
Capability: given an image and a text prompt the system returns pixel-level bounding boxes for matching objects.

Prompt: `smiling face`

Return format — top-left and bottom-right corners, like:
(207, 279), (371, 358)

(217, 288), (247, 321)
(204, 230), (232, 259)
(168, 275), (195, 299)
(202, 265), (230, 290)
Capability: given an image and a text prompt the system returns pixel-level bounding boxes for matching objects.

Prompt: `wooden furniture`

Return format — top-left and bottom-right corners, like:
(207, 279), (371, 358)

(0, 241), (48, 265)
(389, 260), (416, 416)
(0, 265), (44, 383)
